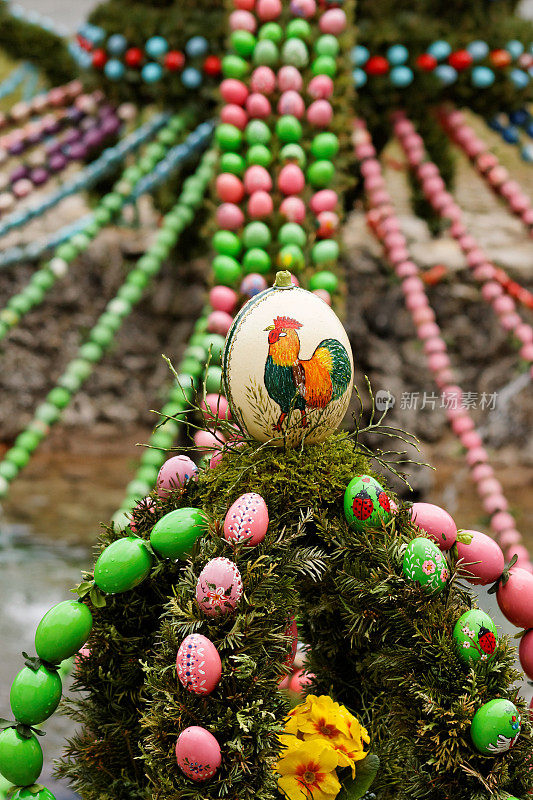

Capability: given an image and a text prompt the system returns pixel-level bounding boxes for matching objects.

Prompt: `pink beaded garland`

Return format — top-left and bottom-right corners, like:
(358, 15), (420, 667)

(250, 66), (277, 94)
(277, 65), (303, 92)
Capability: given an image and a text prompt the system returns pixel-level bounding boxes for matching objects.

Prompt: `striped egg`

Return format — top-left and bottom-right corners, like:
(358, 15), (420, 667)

(196, 557), (243, 616)
(224, 492), (269, 546)
(176, 634), (222, 695)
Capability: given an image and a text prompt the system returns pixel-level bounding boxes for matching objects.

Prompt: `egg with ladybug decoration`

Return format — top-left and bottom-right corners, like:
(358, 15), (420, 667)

(222, 271), (354, 446)
(344, 474), (392, 532)
(452, 609), (498, 664)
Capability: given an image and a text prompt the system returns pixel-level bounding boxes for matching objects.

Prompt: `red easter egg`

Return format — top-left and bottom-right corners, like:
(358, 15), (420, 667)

(410, 502), (457, 551)
(416, 53), (437, 71)
(204, 56), (222, 76)
(165, 51), (185, 71)
(220, 79), (249, 106)
(176, 634), (222, 695)
(220, 104), (248, 130)
(519, 629), (533, 680)
(92, 49), (107, 69)
(125, 47), (144, 68)
(196, 557), (243, 616)
(497, 567), (533, 629)
(216, 173), (245, 204)
(456, 529), (504, 585)
(448, 49), (473, 71)
(176, 726), (221, 782)
(224, 492), (269, 545)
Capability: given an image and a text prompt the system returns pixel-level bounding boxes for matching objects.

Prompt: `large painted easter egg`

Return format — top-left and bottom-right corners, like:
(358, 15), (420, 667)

(196, 557), (243, 616)
(176, 634), (222, 695)
(410, 502), (457, 551)
(344, 474), (392, 532)
(222, 271), (354, 446)
(402, 537), (449, 593)
(453, 609), (498, 664)
(175, 726), (221, 782)
(224, 492), (269, 545)
(456, 529), (504, 586)
(470, 699), (521, 754)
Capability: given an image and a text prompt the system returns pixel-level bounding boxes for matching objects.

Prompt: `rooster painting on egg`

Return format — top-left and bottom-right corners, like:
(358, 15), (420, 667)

(223, 272), (355, 446)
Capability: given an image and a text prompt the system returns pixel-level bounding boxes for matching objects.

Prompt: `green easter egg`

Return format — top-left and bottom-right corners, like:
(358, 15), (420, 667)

(206, 366), (223, 394)
(471, 699), (521, 754)
(10, 665), (62, 725)
(278, 244), (304, 272)
(243, 221), (271, 249)
(311, 132), (339, 160)
(309, 271), (338, 293)
(222, 54), (249, 79)
(258, 22), (283, 43)
(315, 34), (340, 57)
(278, 223), (306, 248)
(213, 230), (242, 257)
(453, 609), (498, 664)
(94, 537), (153, 594)
(243, 248), (271, 274)
(281, 38), (308, 67)
(215, 123), (243, 152)
(312, 240), (339, 264)
(402, 537), (448, 594)
(11, 789), (57, 800)
(245, 120), (271, 145)
(344, 475), (393, 533)
(202, 333), (226, 365)
(150, 508), (208, 559)
(253, 39), (279, 66)
(213, 255), (242, 286)
(0, 729), (43, 786)
(286, 19), (311, 40)
(276, 115), (302, 143)
(220, 152), (245, 176)
(231, 30), (256, 57)
(246, 144), (272, 166)
(312, 55), (337, 77)
(280, 143), (306, 166)
(308, 159), (335, 187)
(35, 600), (93, 663)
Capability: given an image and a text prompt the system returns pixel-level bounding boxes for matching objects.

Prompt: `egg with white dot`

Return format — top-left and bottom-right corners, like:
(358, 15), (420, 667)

(176, 634), (222, 695)
(224, 492), (269, 545)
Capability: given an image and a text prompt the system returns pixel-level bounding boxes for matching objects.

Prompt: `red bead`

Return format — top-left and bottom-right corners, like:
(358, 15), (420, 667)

(125, 47), (144, 68)
(165, 51), (185, 71)
(448, 50), (473, 71)
(490, 49), (512, 68)
(92, 49), (108, 69)
(416, 53), (437, 72)
(204, 56), (222, 76)
(365, 56), (389, 76)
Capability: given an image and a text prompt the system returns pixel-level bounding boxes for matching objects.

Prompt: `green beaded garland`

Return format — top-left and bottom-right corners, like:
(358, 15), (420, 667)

(94, 537), (153, 594)
(10, 665), (62, 725)
(202, 333), (225, 365)
(213, 230), (242, 257)
(243, 221), (272, 248)
(150, 507), (208, 559)
(6, 447), (30, 469)
(308, 159), (335, 187)
(311, 132), (339, 160)
(276, 115), (302, 143)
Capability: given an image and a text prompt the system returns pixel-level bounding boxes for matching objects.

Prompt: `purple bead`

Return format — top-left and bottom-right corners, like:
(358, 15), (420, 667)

(8, 141), (26, 156)
(101, 117), (120, 137)
(49, 153), (67, 172)
(98, 104), (115, 118)
(62, 128), (82, 145)
(83, 128), (104, 149)
(43, 120), (60, 136)
(30, 167), (49, 185)
(65, 107), (83, 124)
(45, 140), (62, 156)
(68, 142), (88, 160)
(10, 165), (29, 183)
(26, 130), (43, 146)
(80, 117), (95, 132)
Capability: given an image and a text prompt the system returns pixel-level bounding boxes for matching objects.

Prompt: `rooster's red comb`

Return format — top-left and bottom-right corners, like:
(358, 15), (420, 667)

(273, 316), (303, 330)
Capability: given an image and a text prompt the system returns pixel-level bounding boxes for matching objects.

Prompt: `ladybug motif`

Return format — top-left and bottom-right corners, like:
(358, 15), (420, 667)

(378, 491), (390, 513)
(477, 625), (497, 656)
(352, 490), (374, 521)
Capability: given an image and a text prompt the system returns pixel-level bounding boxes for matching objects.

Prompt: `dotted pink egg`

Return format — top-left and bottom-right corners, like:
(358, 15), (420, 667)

(410, 502), (457, 551)
(157, 455), (197, 498)
(280, 195), (306, 222)
(244, 165), (273, 194)
(248, 190), (273, 218)
(250, 66), (277, 94)
(278, 90), (305, 118)
(224, 492), (269, 545)
(196, 557), (243, 616)
(176, 634), (222, 695)
(176, 726), (221, 782)
(277, 65), (303, 92)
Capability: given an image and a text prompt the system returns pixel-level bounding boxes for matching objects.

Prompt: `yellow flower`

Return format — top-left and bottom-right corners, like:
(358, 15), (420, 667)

(337, 705), (371, 748)
(277, 739), (341, 800)
(296, 696), (351, 741)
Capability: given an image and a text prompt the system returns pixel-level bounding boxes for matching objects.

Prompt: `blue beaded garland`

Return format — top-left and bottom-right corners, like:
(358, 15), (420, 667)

(142, 62), (164, 83)
(105, 59), (126, 80)
(145, 36), (169, 58)
(186, 36), (209, 57)
(467, 40), (489, 61)
(510, 69), (530, 89)
(427, 40), (451, 61)
(472, 66), (494, 88)
(107, 34), (127, 55)
(509, 109), (529, 126)
(390, 65), (413, 87)
(386, 44), (408, 65)
(435, 65), (457, 85)
(353, 68), (367, 87)
(182, 67), (203, 89)
(351, 45), (369, 66)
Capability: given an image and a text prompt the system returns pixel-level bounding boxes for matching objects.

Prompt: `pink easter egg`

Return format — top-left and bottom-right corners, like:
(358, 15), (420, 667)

(209, 449), (224, 469)
(176, 634), (222, 695)
(289, 669), (314, 694)
(410, 502), (458, 551)
(456, 529), (504, 585)
(216, 203), (245, 230)
(316, 210), (339, 238)
(244, 165), (272, 194)
(234, 0), (255, 8)
(207, 310), (233, 336)
(256, 0), (282, 19)
(278, 163), (305, 195)
(209, 285), (237, 314)
(310, 189), (338, 214)
(308, 74), (333, 99)
(290, 0), (316, 17)
(290, 273), (300, 286)
(277, 65), (303, 92)
(202, 393), (231, 421)
(248, 190), (273, 218)
(229, 9), (257, 32)
(194, 429), (224, 454)
(278, 90), (305, 118)
(129, 496), (156, 533)
(75, 645), (91, 668)
(307, 99), (333, 128)
(220, 103), (248, 130)
(240, 272), (268, 297)
(196, 557), (243, 616)
(176, 726), (221, 782)
(246, 92), (271, 119)
(519, 629), (533, 680)
(216, 173), (245, 204)
(319, 8), (346, 33)
(157, 455), (197, 498)
(224, 492), (269, 545)
(497, 567), (533, 629)
(220, 79), (249, 106)
(280, 195), (306, 222)
(250, 66), (276, 94)
(285, 616), (298, 668)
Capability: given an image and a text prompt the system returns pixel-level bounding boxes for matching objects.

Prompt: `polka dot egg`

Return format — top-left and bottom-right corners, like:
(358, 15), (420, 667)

(176, 634), (222, 695)
(224, 492), (269, 545)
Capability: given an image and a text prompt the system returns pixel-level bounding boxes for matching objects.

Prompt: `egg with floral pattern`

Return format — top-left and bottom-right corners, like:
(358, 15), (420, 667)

(176, 634), (222, 695)
(224, 492), (269, 545)
(402, 537), (449, 593)
(196, 557), (243, 616)
(453, 609), (498, 664)
(176, 726), (221, 781)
